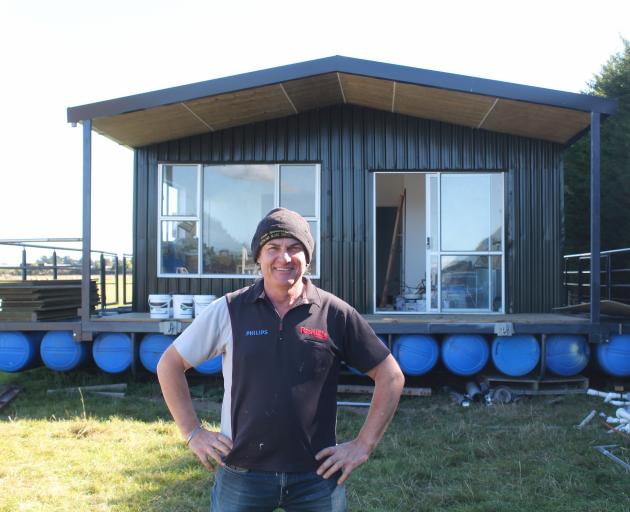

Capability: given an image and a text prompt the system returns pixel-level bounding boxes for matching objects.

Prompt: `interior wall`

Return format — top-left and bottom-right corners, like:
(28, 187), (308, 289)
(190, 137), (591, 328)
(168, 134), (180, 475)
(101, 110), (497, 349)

(403, 174), (426, 293)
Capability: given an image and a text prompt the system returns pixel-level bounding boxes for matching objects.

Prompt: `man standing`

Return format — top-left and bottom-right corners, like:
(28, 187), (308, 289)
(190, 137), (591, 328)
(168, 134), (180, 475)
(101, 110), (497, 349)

(157, 208), (405, 511)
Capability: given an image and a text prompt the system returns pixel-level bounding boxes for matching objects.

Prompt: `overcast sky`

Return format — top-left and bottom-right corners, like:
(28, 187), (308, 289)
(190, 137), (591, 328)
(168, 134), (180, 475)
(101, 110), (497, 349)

(0, 0), (628, 264)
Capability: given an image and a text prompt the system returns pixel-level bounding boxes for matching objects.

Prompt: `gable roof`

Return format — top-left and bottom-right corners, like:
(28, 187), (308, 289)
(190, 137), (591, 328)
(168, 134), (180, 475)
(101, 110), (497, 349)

(67, 55), (617, 148)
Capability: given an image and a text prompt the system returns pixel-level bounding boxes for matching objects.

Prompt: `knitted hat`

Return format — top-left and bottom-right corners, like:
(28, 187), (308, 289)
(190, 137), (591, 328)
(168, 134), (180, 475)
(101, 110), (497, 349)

(251, 208), (314, 263)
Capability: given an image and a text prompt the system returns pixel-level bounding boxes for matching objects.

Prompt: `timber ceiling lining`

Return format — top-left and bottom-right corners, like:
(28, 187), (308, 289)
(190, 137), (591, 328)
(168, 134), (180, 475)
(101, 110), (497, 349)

(339, 74), (394, 112)
(394, 82), (496, 128)
(282, 73), (344, 111)
(89, 73), (593, 147)
(92, 103), (208, 147)
(480, 99), (592, 144)
(184, 84), (295, 131)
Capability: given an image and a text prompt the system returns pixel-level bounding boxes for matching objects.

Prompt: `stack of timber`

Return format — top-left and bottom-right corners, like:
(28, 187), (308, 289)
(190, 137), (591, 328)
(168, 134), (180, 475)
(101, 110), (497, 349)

(0, 280), (99, 321)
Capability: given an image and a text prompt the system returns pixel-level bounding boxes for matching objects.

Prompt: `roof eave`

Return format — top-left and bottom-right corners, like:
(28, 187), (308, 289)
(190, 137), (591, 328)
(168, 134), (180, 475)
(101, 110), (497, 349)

(67, 55), (618, 124)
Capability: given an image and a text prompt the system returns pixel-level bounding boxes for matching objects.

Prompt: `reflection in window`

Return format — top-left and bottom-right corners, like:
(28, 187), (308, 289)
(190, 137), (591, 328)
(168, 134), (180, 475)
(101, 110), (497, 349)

(280, 165), (317, 216)
(441, 174), (503, 252)
(161, 221), (199, 274)
(161, 165), (198, 216)
(202, 165), (275, 275)
(441, 255), (489, 310)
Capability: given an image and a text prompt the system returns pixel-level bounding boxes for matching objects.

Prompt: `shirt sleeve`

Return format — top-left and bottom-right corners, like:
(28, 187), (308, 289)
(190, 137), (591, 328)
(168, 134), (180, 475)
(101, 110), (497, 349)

(173, 297), (231, 367)
(341, 308), (390, 373)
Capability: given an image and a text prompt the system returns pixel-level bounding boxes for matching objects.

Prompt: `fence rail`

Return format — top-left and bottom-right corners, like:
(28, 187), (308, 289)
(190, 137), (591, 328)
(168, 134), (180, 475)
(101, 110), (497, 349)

(0, 238), (132, 312)
(563, 247), (630, 306)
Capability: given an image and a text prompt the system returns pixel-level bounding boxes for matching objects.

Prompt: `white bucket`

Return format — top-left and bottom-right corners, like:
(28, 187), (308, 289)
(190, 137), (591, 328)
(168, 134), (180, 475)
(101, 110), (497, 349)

(194, 295), (216, 317)
(148, 294), (171, 319)
(173, 295), (194, 319)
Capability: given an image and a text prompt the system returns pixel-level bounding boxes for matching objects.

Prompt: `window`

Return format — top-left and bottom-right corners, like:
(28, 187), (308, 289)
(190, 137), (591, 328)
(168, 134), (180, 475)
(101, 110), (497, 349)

(158, 163), (320, 278)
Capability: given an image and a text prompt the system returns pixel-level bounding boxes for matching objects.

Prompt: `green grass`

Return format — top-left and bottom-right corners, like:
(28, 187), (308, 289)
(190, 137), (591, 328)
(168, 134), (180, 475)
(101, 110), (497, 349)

(1, 368), (630, 511)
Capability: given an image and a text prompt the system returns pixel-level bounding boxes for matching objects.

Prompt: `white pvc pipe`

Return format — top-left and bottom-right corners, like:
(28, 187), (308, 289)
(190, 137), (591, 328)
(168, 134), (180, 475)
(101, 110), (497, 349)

(616, 408), (630, 421)
(588, 389), (630, 401)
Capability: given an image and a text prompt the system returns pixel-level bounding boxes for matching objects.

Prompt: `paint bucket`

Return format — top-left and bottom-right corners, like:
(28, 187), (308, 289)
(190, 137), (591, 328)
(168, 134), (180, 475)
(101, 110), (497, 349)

(195, 354), (222, 375)
(194, 295), (216, 317)
(172, 295), (194, 319)
(93, 332), (133, 374)
(393, 334), (439, 376)
(491, 334), (540, 377)
(139, 334), (175, 373)
(0, 331), (42, 372)
(545, 334), (590, 376)
(40, 331), (89, 372)
(441, 334), (489, 376)
(148, 294), (171, 319)
(596, 334), (630, 377)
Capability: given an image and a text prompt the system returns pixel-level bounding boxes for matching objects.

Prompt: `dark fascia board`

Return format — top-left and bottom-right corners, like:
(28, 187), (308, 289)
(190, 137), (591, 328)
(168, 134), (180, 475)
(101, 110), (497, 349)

(67, 55), (618, 123)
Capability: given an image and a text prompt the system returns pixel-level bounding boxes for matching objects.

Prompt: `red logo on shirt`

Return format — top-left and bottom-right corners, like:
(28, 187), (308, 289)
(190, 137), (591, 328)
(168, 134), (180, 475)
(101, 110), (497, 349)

(299, 326), (329, 342)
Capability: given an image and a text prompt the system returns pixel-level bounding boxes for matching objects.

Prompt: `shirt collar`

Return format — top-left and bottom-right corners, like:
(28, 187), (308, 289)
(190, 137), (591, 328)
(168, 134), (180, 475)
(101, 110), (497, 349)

(247, 277), (321, 307)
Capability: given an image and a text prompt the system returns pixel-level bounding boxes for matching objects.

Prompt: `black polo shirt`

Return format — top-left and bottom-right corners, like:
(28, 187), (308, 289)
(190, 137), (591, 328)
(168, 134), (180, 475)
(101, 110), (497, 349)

(173, 278), (390, 472)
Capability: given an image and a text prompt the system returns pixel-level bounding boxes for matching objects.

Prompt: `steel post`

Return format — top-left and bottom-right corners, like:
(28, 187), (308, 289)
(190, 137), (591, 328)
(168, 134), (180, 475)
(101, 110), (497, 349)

(81, 120), (92, 336)
(590, 112), (601, 323)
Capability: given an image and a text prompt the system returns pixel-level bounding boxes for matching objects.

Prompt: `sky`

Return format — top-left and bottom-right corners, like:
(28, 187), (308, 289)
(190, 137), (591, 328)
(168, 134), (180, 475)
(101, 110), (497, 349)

(0, 0), (628, 265)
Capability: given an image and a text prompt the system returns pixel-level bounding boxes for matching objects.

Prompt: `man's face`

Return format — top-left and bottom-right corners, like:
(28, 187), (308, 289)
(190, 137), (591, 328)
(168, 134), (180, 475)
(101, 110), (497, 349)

(258, 237), (307, 288)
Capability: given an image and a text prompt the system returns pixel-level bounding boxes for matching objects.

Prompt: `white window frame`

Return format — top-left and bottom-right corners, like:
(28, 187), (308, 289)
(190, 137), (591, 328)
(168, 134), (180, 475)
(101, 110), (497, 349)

(157, 163), (321, 279)
(371, 171), (505, 315)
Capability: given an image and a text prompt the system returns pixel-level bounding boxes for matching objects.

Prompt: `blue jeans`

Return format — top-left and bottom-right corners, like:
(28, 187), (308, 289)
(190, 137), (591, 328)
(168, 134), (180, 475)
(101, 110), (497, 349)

(210, 464), (347, 512)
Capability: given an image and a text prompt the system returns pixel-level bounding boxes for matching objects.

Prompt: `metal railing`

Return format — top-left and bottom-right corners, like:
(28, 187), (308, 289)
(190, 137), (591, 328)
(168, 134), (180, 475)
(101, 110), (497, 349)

(563, 247), (630, 305)
(0, 238), (133, 312)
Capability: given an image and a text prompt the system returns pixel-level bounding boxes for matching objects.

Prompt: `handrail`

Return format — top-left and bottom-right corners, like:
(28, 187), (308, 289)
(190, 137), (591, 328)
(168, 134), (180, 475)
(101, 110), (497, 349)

(0, 238), (132, 311)
(563, 247), (630, 306)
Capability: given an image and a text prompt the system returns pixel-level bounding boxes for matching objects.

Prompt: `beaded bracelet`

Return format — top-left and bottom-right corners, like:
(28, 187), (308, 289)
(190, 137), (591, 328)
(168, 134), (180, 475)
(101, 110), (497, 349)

(186, 425), (204, 446)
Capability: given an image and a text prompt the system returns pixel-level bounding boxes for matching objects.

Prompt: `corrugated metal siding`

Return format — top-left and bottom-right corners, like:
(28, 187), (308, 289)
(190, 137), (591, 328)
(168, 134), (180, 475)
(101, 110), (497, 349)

(133, 104), (563, 314)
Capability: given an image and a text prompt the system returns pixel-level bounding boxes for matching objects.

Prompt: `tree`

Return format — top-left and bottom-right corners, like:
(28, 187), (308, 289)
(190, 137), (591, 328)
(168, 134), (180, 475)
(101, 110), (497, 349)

(564, 40), (630, 254)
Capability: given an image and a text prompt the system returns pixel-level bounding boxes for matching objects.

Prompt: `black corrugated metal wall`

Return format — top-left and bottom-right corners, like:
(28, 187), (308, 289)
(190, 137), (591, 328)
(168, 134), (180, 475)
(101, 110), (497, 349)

(133, 104), (563, 314)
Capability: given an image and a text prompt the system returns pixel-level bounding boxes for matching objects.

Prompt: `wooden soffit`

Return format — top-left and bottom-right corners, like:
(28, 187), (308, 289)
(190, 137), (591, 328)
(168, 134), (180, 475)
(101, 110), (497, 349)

(90, 72), (592, 148)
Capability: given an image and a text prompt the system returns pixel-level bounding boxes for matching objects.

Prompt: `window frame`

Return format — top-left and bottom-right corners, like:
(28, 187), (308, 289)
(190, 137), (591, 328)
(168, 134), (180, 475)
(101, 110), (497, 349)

(157, 162), (321, 279)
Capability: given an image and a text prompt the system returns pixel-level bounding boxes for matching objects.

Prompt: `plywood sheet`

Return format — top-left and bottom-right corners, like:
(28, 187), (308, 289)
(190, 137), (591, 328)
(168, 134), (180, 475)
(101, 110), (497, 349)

(395, 83), (495, 128)
(339, 74), (393, 111)
(93, 104), (208, 147)
(481, 99), (591, 144)
(282, 73), (344, 111)
(185, 84), (295, 131)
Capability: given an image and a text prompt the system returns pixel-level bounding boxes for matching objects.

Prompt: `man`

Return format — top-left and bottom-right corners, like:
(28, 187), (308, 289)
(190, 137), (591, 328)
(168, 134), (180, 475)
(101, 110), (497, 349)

(157, 207), (405, 511)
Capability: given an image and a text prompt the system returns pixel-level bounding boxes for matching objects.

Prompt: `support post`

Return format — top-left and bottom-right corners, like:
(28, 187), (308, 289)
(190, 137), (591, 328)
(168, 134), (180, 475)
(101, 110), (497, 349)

(590, 112), (601, 324)
(81, 120), (92, 336)
(52, 250), (58, 280)
(21, 248), (27, 281)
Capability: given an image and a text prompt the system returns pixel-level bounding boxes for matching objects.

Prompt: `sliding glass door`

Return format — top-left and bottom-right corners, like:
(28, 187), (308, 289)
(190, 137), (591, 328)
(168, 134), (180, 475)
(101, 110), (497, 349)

(426, 173), (504, 313)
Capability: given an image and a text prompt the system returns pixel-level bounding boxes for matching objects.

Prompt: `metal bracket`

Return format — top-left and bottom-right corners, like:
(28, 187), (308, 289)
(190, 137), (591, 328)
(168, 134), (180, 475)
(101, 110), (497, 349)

(160, 320), (183, 335)
(494, 322), (514, 336)
(73, 324), (93, 342)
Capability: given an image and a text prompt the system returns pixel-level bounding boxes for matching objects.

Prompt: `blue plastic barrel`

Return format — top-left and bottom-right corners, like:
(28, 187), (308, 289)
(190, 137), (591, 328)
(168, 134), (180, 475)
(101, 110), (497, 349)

(441, 334), (489, 376)
(40, 331), (88, 372)
(596, 334), (630, 377)
(393, 334), (439, 376)
(93, 333), (133, 374)
(491, 335), (540, 377)
(545, 334), (590, 376)
(0, 331), (41, 372)
(139, 334), (174, 373)
(195, 355), (222, 375)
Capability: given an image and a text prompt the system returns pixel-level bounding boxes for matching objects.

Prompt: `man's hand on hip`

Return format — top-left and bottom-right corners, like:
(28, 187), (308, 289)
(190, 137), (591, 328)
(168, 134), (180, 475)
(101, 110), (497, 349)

(188, 428), (233, 471)
(315, 439), (371, 485)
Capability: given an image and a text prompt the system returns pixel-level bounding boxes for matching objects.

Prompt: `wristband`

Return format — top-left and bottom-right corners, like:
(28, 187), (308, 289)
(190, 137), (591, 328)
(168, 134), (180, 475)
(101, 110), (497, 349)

(186, 425), (204, 446)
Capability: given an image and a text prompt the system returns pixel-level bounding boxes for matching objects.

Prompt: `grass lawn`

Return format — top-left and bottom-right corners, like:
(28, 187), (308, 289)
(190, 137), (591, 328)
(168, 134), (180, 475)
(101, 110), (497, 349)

(1, 368), (629, 511)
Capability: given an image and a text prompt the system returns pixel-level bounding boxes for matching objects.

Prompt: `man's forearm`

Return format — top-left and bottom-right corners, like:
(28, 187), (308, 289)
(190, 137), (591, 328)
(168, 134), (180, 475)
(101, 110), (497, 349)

(358, 355), (405, 452)
(157, 347), (201, 439)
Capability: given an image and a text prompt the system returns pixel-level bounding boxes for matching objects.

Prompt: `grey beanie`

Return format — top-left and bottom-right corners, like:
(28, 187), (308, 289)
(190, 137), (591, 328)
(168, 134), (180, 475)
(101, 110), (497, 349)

(251, 208), (314, 263)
